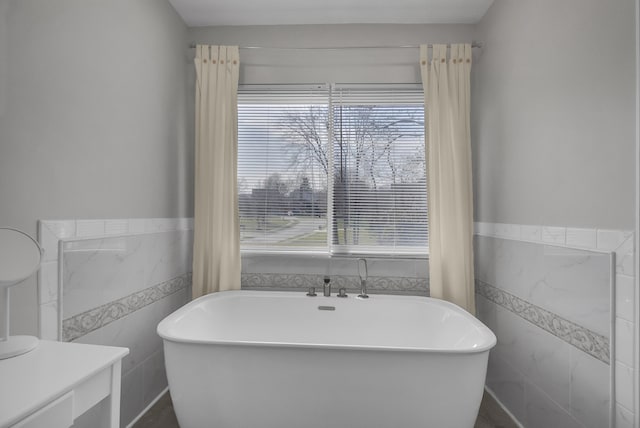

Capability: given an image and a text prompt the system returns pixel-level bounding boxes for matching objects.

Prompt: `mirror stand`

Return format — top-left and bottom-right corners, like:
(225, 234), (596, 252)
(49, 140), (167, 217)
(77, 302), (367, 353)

(0, 228), (43, 359)
(0, 286), (39, 359)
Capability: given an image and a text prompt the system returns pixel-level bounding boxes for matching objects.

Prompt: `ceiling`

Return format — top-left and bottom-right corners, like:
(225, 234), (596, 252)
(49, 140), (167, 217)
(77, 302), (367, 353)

(169, 0), (494, 27)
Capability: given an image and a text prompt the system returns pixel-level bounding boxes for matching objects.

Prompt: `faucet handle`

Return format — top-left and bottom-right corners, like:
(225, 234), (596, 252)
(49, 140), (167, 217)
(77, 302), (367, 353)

(337, 288), (348, 298)
(306, 287), (317, 297)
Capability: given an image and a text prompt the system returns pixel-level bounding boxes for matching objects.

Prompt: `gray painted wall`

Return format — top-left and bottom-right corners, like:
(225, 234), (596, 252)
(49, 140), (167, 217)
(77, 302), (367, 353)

(0, 0), (190, 335)
(472, 0), (636, 229)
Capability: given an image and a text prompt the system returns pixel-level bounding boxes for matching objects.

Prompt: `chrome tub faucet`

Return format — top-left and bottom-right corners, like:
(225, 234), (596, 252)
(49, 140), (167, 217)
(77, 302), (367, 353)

(323, 275), (331, 297)
(357, 258), (369, 299)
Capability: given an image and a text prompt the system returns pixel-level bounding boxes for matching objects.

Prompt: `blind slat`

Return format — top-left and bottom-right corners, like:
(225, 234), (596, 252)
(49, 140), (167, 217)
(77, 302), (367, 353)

(237, 84), (428, 253)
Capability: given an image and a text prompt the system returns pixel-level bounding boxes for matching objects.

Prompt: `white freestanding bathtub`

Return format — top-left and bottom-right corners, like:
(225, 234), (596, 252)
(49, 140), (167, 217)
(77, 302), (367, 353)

(157, 290), (496, 428)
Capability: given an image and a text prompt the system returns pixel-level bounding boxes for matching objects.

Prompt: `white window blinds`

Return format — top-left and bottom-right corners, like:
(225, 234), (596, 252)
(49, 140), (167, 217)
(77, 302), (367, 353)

(237, 84), (428, 254)
(238, 85), (329, 250)
(331, 85), (427, 253)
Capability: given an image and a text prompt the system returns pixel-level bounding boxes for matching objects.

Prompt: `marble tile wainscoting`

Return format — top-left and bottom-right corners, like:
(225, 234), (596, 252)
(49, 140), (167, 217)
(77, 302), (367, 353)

(37, 218), (194, 427)
(474, 222), (636, 428)
(241, 252), (429, 296)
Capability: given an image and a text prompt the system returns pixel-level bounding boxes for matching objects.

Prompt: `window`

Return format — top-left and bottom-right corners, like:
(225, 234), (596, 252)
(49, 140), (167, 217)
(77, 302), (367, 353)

(238, 84), (427, 254)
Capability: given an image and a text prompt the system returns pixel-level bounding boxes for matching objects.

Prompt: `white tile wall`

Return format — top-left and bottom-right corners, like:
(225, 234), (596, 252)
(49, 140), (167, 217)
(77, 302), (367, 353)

(616, 404), (635, 428)
(37, 261), (58, 305)
(475, 235), (611, 338)
(617, 275), (636, 323)
(615, 361), (635, 412)
(105, 219), (129, 236)
(38, 218), (194, 428)
(39, 220), (74, 262)
(77, 295), (163, 375)
(39, 300), (59, 341)
(241, 252), (427, 279)
(120, 365), (144, 426)
(475, 222), (636, 427)
(616, 318), (635, 368)
(525, 382), (582, 428)
(615, 237), (635, 277)
(76, 219), (106, 238)
(37, 218), (194, 339)
(494, 305), (572, 409)
(566, 228), (598, 249)
(59, 231), (193, 320)
(486, 354), (527, 423)
(74, 286), (189, 427)
(597, 230), (634, 252)
(142, 348), (168, 404)
(61, 236), (147, 319)
(570, 348), (611, 428)
(520, 225), (542, 242)
(128, 219), (146, 234)
(541, 226), (567, 245)
(35, 219), (635, 426)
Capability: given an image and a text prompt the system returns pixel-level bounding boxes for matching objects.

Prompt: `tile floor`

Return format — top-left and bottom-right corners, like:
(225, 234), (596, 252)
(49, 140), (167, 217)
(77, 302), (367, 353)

(133, 390), (519, 428)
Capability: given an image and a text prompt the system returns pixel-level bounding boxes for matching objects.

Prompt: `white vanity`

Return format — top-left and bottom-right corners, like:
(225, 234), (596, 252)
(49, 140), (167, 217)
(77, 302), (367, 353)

(0, 228), (129, 427)
(0, 340), (128, 428)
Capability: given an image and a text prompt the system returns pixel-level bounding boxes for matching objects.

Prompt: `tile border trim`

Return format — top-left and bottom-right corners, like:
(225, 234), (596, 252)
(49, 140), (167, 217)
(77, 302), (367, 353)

(37, 218), (194, 341)
(476, 279), (610, 364)
(241, 272), (429, 296)
(474, 222), (637, 422)
(62, 273), (192, 342)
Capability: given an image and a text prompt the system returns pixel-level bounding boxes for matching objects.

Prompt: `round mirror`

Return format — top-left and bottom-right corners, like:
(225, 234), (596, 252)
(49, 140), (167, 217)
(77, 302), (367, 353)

(0, 228), (42, 288)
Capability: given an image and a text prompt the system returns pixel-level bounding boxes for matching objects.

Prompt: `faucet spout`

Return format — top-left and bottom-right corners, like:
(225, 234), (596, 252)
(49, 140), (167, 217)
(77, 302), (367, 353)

(323, 276), (331, 297)
(357, 258), (369, 299)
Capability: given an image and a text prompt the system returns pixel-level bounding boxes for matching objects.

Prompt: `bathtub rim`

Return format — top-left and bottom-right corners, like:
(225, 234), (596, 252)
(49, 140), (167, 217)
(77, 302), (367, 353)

(157, 290), (497, 354)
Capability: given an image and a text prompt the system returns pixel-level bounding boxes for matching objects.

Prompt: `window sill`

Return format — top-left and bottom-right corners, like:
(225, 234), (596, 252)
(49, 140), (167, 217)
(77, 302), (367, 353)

(240, 249), (428, 260)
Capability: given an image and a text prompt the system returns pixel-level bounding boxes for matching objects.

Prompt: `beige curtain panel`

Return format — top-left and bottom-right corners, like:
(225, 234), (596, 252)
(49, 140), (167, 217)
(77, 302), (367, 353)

(420, 44), (475, 315)
(192, 45), (241, 298)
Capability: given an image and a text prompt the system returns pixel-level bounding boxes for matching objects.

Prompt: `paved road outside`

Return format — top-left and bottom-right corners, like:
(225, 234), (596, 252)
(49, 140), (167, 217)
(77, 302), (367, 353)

(243, 217), (325, 244)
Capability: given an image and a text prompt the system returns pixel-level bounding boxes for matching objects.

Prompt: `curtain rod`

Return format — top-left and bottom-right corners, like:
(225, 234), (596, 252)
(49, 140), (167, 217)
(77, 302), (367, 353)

(188, 42), (482, 50)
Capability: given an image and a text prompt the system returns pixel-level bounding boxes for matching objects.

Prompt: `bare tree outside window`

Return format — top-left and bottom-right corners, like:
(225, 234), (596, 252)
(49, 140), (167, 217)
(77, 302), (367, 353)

(237, 86), (428, 252)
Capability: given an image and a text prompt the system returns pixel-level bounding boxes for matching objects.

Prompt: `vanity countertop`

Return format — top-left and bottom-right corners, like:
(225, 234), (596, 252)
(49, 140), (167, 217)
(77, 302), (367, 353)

(0, 340), (128, 428)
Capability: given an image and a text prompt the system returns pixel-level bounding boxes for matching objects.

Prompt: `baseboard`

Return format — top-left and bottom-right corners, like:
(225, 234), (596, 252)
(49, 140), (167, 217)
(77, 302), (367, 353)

(126, 386), (170, 428)
(484, 386), (525, 428)
(127, 386), (515, 428)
